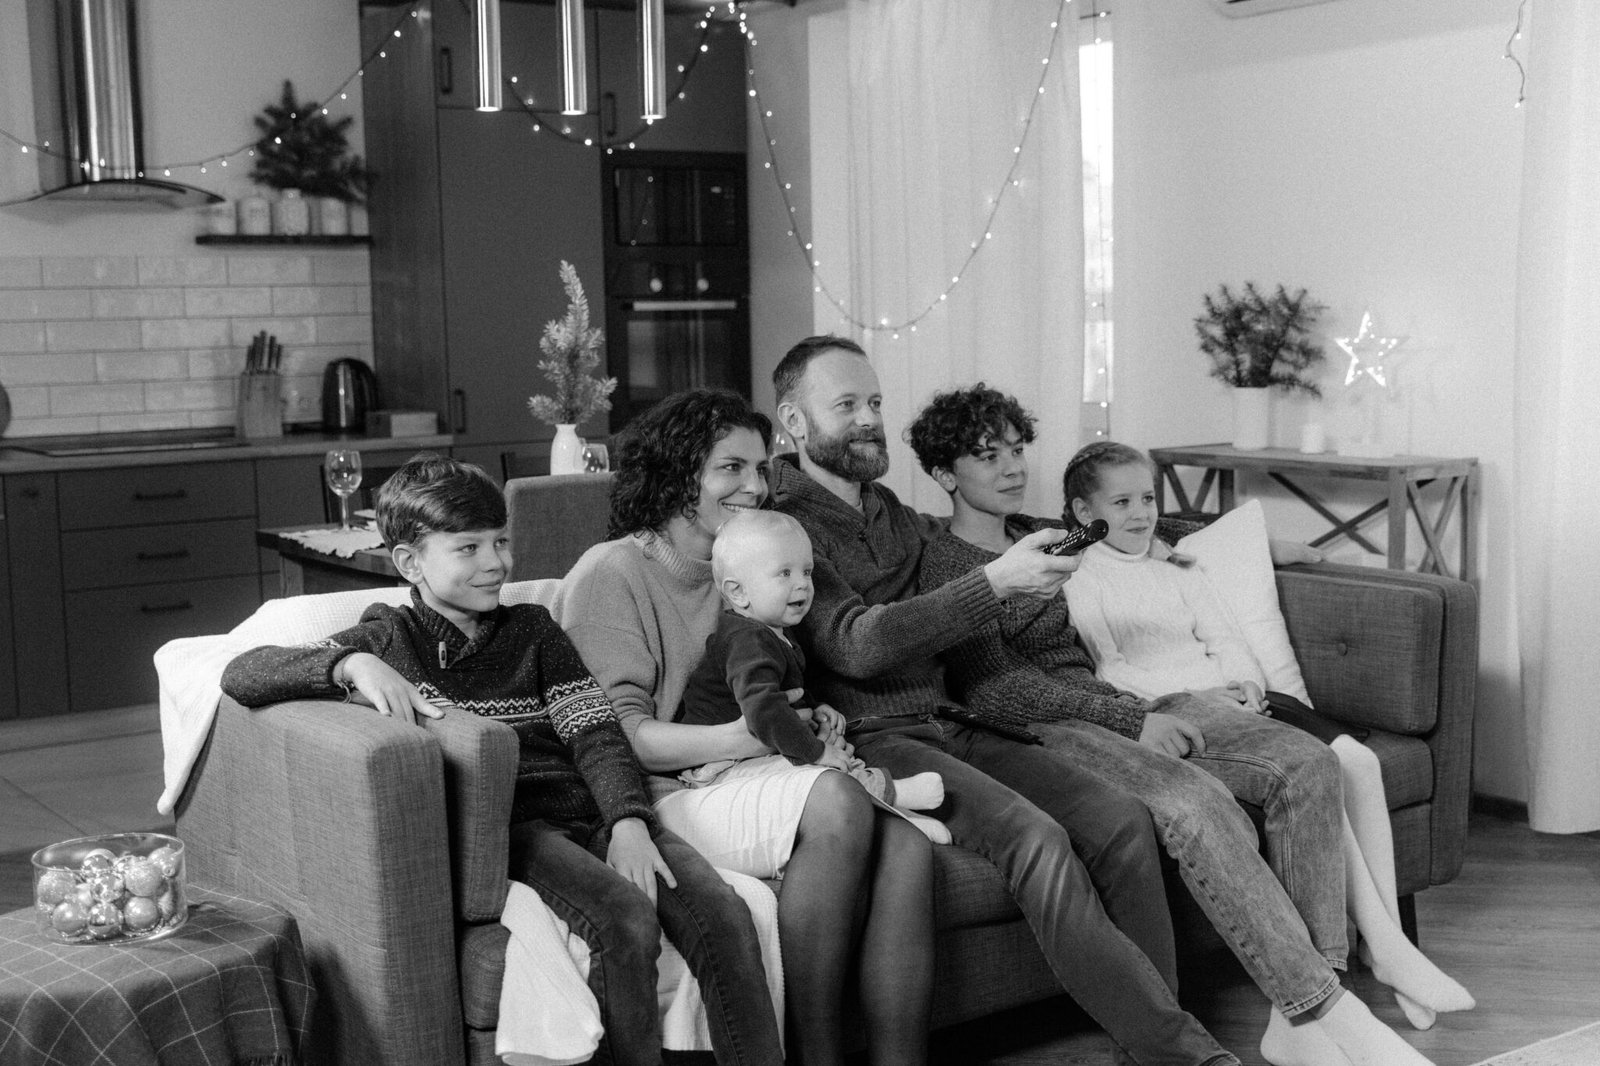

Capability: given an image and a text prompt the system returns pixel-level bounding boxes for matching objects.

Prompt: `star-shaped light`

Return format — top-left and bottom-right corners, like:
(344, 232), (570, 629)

(1336, 312), (1403, 388)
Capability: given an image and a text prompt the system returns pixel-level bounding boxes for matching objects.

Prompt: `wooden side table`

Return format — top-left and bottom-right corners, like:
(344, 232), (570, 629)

(0, 885), (314, 1065)
(1147, 444), (1478, 583)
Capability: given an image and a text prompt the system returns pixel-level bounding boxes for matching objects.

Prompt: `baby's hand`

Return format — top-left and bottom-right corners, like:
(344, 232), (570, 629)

(339, 653), (443, 725)
(815, 745), (853, 772)
(807, 702), (847, 746)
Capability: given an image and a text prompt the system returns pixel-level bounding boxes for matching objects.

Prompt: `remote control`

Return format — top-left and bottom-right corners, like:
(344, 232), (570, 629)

(1045, 519), (1109, 556)
(937, 707), (1044, 745)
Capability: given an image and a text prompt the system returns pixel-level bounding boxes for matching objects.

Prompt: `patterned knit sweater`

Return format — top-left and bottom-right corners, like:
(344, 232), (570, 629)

(919, 515), (1153, 740)
(220, 588), (656, 831)
(770, 456), (1004, 723)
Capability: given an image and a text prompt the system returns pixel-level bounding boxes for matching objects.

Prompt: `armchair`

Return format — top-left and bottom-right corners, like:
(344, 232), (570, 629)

(172, 562), (1476, 1065)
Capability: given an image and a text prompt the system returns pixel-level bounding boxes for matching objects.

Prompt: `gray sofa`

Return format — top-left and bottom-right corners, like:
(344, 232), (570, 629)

(175, 560), (1476, 1066)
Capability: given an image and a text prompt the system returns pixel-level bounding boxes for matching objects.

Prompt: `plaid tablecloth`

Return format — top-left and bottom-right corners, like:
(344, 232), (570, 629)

(0, 885), (314, 1066)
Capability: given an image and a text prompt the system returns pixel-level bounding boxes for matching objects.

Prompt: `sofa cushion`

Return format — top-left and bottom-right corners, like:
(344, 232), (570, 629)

(931, 843), (1023, 928)
(459, 920), (511, 1031)
(1363, 727), (1434, 810)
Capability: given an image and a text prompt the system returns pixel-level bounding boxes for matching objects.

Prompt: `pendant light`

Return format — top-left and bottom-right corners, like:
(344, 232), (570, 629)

(560, 0), (588, 116)
(475, 0), (503, 112)
(638, 0), (666, 121)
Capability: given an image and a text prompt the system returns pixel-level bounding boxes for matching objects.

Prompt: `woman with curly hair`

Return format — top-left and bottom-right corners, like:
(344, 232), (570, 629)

(555, 388), (936, 1066)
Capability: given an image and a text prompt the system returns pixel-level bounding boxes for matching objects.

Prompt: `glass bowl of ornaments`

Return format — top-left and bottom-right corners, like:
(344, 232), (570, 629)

(31, 832), (187, 945)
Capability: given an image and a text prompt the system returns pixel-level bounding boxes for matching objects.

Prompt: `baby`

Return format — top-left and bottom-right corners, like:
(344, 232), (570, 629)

(677, 510), (948, 837)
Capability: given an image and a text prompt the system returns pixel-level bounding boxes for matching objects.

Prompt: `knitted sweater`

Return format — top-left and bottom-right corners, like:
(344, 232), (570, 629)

(769, 456), (1004, 723)
(553, 531), (725, 800)
(1067, 539), (1264, 700)
(679, 611), (825, 765)
(919, 516), (1151, 740)
(220, 587), (656, 831)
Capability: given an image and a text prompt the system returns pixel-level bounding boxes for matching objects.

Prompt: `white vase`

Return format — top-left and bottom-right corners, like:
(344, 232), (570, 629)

(1231, 387), (1272, 450)
(550, 424), (585, 475)
(315, 197), (350, 236)
(274, 189), (310, 236)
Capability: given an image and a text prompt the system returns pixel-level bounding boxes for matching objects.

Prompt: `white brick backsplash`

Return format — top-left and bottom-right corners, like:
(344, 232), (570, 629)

(145, 379), (236, 411)
(316, 315), (373, 345)
(6, 386), (49, 418)
(188, 348), (247, 379)
(190, 408), (237, 429)
(142, 318), (232, 350)
(0, 322), (46, 353)
(51, 382), (145, 416)
(230, 318), (315, 346)
(0, 290), (94, 321)
(96, 350), (188, 382)
(92, 289), (187, 319)
(280, 374), (323, 423)
(279, 344), (363, 375)
(273, 286), (358, 316)
(0, 353), (96, 385)
(311, 253), (370, 285)
(185, 287), (273, 317)
(47, 320), (143, 352)
(99, 411), (192, 433)
(6, 416), (99, 437)
(227, 256), (313, 285)
(0, 259), (43, 289)
(138, 257), (228, 286)
(42, 257), (138, 288)
(354, 286), (371, 315)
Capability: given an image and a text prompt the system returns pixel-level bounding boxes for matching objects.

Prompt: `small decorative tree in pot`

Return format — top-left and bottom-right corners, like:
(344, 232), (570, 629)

(528, 262), (618, 474)
(1195, 282), (1326, 450)
(250, 81), (372, 235)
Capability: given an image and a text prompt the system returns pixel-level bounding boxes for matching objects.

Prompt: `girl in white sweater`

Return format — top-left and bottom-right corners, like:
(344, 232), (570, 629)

(1063, 441), (1474, 1033)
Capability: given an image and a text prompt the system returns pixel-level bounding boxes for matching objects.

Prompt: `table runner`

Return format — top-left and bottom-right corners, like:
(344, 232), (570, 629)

(0, 885), (314, 1066)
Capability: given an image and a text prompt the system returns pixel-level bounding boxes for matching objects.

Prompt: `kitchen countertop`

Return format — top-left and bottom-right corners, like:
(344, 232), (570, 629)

(0, 427), (454, 475)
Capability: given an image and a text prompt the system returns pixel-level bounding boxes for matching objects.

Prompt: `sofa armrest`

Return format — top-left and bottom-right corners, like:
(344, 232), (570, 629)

(418, 710), (519, 922)
(1275, 562), (1478, 885)
(175, 696), (468, 1066)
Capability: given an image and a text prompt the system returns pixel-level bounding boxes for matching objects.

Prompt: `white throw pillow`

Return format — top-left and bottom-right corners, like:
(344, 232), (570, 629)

(1174, 500), (1311, 704)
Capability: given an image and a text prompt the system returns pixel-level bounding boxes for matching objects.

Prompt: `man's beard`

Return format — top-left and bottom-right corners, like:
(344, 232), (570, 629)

(804, 420), (890, 483)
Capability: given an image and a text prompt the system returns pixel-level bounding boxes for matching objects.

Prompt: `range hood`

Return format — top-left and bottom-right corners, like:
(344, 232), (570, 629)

(23, 0), (220, 208)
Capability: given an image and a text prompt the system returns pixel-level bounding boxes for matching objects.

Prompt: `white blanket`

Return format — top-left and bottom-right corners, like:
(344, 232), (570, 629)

(153, 581), (784, 1060)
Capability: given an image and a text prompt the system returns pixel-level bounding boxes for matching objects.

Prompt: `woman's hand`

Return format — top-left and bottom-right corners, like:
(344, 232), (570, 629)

(815, 745), (854, 772)
(338, 653), (443, 725)
(1268, 538), (1324, 566)
(805, 699), (848, 746)
(1137, 712), (1207, 758)
(1199, 681), (1266, 712)
(606, 818), (675, 906)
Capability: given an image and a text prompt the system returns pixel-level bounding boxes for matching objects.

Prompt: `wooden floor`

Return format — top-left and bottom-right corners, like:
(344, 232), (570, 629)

(3, 707), (1596, 1066)
(928, 812), (1600, 1066)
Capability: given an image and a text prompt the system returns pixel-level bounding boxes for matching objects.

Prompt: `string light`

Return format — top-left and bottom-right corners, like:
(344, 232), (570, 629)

(1504, 0), (1528, 108)
(744, 0), (1073, 336)
(0, 0), (421, 188)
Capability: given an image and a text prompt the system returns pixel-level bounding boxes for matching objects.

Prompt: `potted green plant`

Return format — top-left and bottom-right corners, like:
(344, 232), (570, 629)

(249, 81), (372, 235)
(1194, 282), (1326, 450)
(528, 261), (618, 474)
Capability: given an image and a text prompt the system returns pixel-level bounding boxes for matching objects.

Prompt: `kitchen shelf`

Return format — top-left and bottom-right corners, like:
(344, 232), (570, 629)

(195, 235), (371, 246)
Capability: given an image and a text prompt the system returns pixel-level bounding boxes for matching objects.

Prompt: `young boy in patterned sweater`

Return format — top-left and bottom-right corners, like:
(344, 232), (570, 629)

(220, 454), (783, 1066)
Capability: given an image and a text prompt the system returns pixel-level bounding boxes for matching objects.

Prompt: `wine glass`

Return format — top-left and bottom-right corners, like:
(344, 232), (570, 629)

(325, 449), (363, 531)
(581, 442), (610, 473)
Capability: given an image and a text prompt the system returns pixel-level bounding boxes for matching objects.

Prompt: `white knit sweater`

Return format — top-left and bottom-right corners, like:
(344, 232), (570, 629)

(1065, 540), (1264, 699)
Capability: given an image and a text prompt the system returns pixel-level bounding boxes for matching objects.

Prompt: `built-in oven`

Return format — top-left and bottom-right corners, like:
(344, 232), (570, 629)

(603, 151), (750, 429)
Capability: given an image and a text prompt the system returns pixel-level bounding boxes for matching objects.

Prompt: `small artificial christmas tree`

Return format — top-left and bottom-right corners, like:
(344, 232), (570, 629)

(528, 262), (618, 427)
(1195, 282), (1327, 395)
(250, 81), (372, 202)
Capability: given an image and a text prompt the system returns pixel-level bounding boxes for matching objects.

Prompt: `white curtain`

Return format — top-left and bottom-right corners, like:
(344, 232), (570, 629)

(0, 1), (41, 203)
(822, 0), (1083, 513)
(1513, 0), (1600, 833)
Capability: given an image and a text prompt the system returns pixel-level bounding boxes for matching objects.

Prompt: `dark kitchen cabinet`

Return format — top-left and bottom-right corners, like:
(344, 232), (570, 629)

(359, 0), (747, 457)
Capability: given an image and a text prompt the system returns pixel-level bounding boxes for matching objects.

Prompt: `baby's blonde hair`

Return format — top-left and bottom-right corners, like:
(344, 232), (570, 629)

(711, 510), (810, 590)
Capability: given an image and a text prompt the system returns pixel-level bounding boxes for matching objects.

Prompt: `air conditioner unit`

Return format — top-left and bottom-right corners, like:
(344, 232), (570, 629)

(1207, 0), (1342, 17)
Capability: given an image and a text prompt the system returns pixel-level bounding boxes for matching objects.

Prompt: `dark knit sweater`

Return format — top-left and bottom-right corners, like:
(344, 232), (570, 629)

(220, 588), (657, 831)
(678, 611), (825, 765)
(769, 455), (1004, 723)
(919, 515), (1152, 740)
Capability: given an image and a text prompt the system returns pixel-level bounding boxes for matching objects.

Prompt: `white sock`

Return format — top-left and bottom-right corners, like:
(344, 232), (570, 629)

(1318, 991), (1437, 1066)
(1259, 1007), (1354, 1066)
(902, 812), (951, 845)
(1358, 931), (1474, 1015)
(892, 771), (945, 811)
(1359, 944), (1438, 1030)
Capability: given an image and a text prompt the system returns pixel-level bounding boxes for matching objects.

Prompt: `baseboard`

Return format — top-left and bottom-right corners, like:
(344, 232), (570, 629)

(1471, 792), (1529, 822)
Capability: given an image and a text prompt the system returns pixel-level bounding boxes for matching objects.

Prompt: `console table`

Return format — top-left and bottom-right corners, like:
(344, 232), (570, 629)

(1147, 444), (1478, 583)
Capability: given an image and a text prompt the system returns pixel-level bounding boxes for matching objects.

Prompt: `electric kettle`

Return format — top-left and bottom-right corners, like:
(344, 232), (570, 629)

(321, 359), (380, 432)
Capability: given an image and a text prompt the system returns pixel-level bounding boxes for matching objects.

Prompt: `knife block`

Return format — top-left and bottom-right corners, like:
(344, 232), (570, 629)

(236, 373), (284, 439)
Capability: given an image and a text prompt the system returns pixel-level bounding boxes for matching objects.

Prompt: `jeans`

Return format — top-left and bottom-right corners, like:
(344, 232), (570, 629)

(1032, 693), (1346, 1018)
(509, 819), (784, 1066)
(852, 715), (1236, 1066)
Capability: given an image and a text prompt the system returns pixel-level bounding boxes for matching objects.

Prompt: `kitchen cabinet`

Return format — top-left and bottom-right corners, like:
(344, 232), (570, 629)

(359, 0), (747, 457)
(0, 443), (438, 718)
